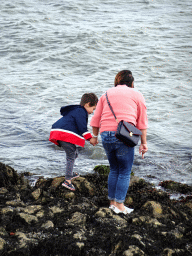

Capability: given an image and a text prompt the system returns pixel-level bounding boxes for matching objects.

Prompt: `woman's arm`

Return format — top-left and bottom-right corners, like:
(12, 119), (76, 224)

(140, 129), (147, 144)
(92, 127), (99, 137)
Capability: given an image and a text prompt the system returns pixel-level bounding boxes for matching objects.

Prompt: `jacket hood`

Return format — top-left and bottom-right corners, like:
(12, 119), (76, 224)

(60, 105), (84, 116)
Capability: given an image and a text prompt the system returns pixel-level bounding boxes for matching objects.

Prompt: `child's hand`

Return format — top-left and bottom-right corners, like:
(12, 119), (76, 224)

(90, 137), (98, 146)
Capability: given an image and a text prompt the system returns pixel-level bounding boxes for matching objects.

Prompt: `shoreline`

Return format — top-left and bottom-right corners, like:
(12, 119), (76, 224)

(1, 162), (192, 255)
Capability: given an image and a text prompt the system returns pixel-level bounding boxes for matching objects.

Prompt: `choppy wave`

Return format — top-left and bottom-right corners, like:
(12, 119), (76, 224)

(0, 0), (192, 185)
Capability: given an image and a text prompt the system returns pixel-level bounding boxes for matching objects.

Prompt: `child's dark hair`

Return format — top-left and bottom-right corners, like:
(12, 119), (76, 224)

(80, 93), (98, 107)
(114, 70), (134, 87)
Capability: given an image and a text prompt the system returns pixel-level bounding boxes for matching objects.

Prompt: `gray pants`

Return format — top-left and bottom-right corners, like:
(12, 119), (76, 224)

(58, 141), (78, 180)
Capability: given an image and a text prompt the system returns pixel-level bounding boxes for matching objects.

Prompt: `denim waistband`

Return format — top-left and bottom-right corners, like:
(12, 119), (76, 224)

(101, 131), (116, 136)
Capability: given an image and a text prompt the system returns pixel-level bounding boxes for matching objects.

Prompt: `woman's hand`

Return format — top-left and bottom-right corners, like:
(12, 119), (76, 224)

(90, 137), (98, 146)
(139, 144), (148, 159)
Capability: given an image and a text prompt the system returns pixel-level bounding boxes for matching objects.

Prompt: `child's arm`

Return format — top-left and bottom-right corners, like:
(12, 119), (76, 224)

(74, 108), (92, 140)
(89, 137), (98, 146)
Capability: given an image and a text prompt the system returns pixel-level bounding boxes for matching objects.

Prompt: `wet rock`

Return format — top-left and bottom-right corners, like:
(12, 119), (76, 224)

(94, 164), (110, 175)
(6, 199), (25, 207)
(0, 162), (19, 187)
(0, 187), (8, 194)
(95, 207), (127, 229)
(125, 195), (134, 206)
(14, 231), (36, 249)
(163, 248), (185, 256)
(73, 229), (87, 241)
(159, 180), (192, 194)
(0, 237), (6, 250)
(0, 162), (192, 256)
(0, 227), (7, 236)
(24, 205), (43, 214)
(50, 176), (65, 189)
(66, 212), (87, 226)
(49, 205), (64, 214)
(73, 177), (97, 196)
(95, 207), (113, 218)
(1, 207), (14, 215)
(111, 214), (127, 229)
(185, 201), (192, 212)
(142, 200), (163, 217)
(132, 216), (163, 227)
(64, 191), (75, 199)
(36, 210), (45, 218)
(131, 233), (145, 247)
(41, 220), (54, 229)
(35, 177), (49, 189)
(18, 212), (38, 224)
(31, 188), (42, 200)
(123, 245), (145, 256)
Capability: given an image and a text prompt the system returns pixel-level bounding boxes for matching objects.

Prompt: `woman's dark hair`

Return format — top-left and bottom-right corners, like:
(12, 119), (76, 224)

(80, 93), (98, 107)
(114, 70), (134, 87)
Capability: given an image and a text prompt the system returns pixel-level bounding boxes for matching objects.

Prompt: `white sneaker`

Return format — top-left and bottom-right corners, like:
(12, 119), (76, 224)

(109, 205), (122, 214)
(123, 206), (134, 214)
(109, 205), (134, 215)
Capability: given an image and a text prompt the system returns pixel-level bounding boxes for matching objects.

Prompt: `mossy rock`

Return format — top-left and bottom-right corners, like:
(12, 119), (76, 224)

(94, 165), (134, 177)
(159, 180), (192, 194)
(94, 165), (110, 176)
(0, 162), (22, 188)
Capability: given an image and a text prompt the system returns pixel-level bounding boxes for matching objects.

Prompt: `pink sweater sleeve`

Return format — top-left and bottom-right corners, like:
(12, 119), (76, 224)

(136, 93), (148, 130)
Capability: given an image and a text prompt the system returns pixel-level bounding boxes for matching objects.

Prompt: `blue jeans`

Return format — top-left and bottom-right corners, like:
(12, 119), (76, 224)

(101, 131), (134, 203)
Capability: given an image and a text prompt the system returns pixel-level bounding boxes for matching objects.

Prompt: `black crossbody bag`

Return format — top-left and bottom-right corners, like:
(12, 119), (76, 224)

(105, 92), (142, 147)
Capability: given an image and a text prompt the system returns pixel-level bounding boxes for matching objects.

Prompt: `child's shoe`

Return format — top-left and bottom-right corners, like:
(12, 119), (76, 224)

(62, 180), (75, 191)
(71, 172), (80, 180)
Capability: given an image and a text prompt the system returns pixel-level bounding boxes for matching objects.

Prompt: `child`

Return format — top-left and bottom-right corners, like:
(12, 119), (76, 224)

(49, 93), (98, 191)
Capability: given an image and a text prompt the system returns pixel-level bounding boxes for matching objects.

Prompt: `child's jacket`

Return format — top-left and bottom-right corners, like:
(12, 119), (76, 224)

(49, 105), (92, 147)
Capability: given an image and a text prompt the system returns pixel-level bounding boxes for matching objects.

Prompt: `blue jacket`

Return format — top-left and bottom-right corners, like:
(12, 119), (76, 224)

(49, 105), (92, 147)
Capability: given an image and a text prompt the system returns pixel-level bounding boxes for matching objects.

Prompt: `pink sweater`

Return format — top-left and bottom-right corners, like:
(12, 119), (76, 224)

(90, 85), (148, 133)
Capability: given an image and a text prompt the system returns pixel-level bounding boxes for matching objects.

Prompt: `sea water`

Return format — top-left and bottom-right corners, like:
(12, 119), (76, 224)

(0, 0), (191, 186)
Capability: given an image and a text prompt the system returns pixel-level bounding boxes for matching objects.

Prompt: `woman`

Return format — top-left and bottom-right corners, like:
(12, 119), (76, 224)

(90, 70), (148, 215)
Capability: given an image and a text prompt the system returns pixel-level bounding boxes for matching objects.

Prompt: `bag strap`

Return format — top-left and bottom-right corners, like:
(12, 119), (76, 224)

(105, 92), (119, 123)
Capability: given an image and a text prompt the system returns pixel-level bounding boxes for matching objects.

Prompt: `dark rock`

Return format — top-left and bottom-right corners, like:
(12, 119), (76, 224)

(159, 180), (192, 194)
(0, 162), (21, 188)
(94, 164), (110, 175)
(0, 162), (192, 256)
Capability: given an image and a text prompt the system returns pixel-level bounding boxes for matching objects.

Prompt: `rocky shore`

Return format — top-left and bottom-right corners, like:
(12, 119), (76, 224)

(0, 162), (192, 256)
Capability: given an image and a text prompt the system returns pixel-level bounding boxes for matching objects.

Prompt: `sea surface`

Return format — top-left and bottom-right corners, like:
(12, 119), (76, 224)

(0, 0), (192, 186)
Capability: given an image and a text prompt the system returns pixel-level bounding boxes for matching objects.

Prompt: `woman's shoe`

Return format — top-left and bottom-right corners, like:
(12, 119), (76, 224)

(109, 205), (134, 215)
(62, 181), (75, 191)
(122, 206), (134, 215)
(109, 205), (122, 214)
(124, 206), (134, 214)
